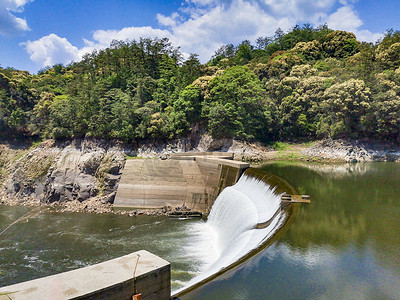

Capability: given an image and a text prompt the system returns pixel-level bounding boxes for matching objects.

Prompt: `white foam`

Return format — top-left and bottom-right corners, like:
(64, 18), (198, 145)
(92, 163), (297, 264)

(174, 174), (284, 294)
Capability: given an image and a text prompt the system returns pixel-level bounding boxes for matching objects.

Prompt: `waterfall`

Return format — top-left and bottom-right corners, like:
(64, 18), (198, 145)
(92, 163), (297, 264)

(173, 172), (285, 296)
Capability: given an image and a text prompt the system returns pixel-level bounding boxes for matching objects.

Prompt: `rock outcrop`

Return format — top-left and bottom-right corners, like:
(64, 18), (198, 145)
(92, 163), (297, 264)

(2, 136), (271, 207)
(128, 134), (273, 162)
(302, 139), (400, 162)
(6, 140), (125, 204)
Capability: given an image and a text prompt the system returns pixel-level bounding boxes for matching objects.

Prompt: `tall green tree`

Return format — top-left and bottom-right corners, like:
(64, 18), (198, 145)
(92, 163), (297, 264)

(204, 66), (270, 140)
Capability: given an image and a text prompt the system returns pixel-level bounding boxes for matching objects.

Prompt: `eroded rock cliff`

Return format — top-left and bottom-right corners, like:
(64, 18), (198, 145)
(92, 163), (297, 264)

(5, 139), (125, 204)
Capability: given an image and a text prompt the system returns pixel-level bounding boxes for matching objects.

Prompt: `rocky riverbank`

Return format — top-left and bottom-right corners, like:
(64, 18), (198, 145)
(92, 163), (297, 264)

(0, 189), (192, 217)
(301, 139), (400, 162)
(1, 136), (399, 213)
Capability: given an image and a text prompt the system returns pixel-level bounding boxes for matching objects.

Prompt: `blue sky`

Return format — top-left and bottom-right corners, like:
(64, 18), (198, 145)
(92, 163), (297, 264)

(1, 0), (399, 74)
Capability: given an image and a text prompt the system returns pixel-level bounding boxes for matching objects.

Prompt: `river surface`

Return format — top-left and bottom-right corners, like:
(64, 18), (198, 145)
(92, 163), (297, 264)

(1, 162), (400, 300)
(0, 208), (218, 290)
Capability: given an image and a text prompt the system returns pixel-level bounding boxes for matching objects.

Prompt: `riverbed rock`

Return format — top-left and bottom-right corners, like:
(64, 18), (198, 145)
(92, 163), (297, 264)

(302, 139), (400, 162)
(5, 139), (125, 204)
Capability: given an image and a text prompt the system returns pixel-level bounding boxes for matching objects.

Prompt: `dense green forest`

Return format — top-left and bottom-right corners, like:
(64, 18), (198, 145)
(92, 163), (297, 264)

(1, 25), (400, 143)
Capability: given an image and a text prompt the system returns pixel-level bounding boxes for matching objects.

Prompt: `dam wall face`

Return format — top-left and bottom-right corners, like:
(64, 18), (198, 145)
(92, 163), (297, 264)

(0, 250), (170, 300)
(113, 153), (249, 213)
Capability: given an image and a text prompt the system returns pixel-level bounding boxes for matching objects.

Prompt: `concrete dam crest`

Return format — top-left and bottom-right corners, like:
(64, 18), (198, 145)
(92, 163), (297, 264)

(113, 152), (250, 213)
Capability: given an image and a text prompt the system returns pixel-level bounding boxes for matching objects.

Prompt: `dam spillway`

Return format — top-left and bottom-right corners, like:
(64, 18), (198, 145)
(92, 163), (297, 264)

(113, 153), (249, 212)
(172, 169), (294, 297)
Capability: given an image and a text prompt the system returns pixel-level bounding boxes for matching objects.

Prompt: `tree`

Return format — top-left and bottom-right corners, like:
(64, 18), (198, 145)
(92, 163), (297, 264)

(29, 92), (55, 137)
(170, 85), (202, 135)
(180, 54), (203, 86)
(323, 31), (360, 58)
(49, 95), (82, 139)
(321, 79), (371, 138)
(255, 36), (272, 50)
(209, 44), (235, 65)
(292, 40), (323, 60)
(372, 90), (400, 140)
(376, 42), (400, 69)
(204, 66), (269, 140)
(235, 40), (253, 65)
(367, 71), (400, 140)
(265, 52), (304, 78)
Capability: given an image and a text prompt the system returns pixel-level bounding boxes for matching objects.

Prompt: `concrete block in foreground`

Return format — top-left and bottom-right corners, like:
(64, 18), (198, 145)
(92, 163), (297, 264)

(0, 250), (170, 300)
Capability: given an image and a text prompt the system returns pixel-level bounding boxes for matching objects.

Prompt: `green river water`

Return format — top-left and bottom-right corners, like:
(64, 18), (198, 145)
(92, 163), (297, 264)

(1, 162), (400, 299)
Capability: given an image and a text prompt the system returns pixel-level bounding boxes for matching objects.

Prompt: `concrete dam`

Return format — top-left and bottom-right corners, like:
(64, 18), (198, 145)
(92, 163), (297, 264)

(113, 152), (250, 213)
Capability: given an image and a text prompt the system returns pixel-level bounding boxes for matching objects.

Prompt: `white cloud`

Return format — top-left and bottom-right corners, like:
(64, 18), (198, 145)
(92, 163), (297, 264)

(90, 26), (172, 46)
(326, 5), (362, 32)
(20, 27), (174, 68)
(355, 29), (383, 43)
(22, 0), (383, 69)
(22, 34), (80, 67)
(187, 0), (216, 5)
(0, 0), (32, 36)
(169, 0), (289, 60)
(338, 0), (358, 5)
(156, 12), (180, 27)
(261, 0), (337, 19)
(325, 5), (383, 43)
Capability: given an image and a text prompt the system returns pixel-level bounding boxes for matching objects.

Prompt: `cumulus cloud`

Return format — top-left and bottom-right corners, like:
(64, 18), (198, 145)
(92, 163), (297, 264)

(259, 0), (337, 19)
(325, 5), (383, 42)
(326, 6), (362, 32)
(156, 12), (180, 27)
(0, 0), (32, 36)
(22, 34), (80, 67)
(22, 0), (383, 68)
(90, 26), (172, 46)
(171, 0), (290, 59)
(338, 0), (358, 5)
(355, 29), (382, 43)
(20, 27), (174, 68)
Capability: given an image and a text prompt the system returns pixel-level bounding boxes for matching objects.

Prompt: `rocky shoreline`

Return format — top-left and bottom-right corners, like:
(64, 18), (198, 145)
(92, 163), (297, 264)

(301, 139), (400, 162)
(0, 190), (192, 217)
(1, 136), (399, 215)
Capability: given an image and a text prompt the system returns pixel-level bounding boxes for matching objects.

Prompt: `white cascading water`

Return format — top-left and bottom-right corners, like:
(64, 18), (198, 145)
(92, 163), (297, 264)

(174, 173), (285, 295)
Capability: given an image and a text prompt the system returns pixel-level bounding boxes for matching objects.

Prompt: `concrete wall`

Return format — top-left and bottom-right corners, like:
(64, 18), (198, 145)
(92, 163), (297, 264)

(113, 153), (249, 213)
(0, 250), (170, 300)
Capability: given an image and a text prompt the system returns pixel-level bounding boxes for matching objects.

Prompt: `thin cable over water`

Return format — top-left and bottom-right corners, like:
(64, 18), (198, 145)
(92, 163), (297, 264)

(0, 208), (41, 237)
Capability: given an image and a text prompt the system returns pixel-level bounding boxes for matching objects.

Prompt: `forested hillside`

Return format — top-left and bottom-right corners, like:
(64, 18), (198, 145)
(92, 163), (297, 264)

(1, 25), (400, 143)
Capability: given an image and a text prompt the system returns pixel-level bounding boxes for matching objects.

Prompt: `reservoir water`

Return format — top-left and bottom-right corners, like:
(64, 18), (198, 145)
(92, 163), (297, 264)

(1, 162), (400, 299)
